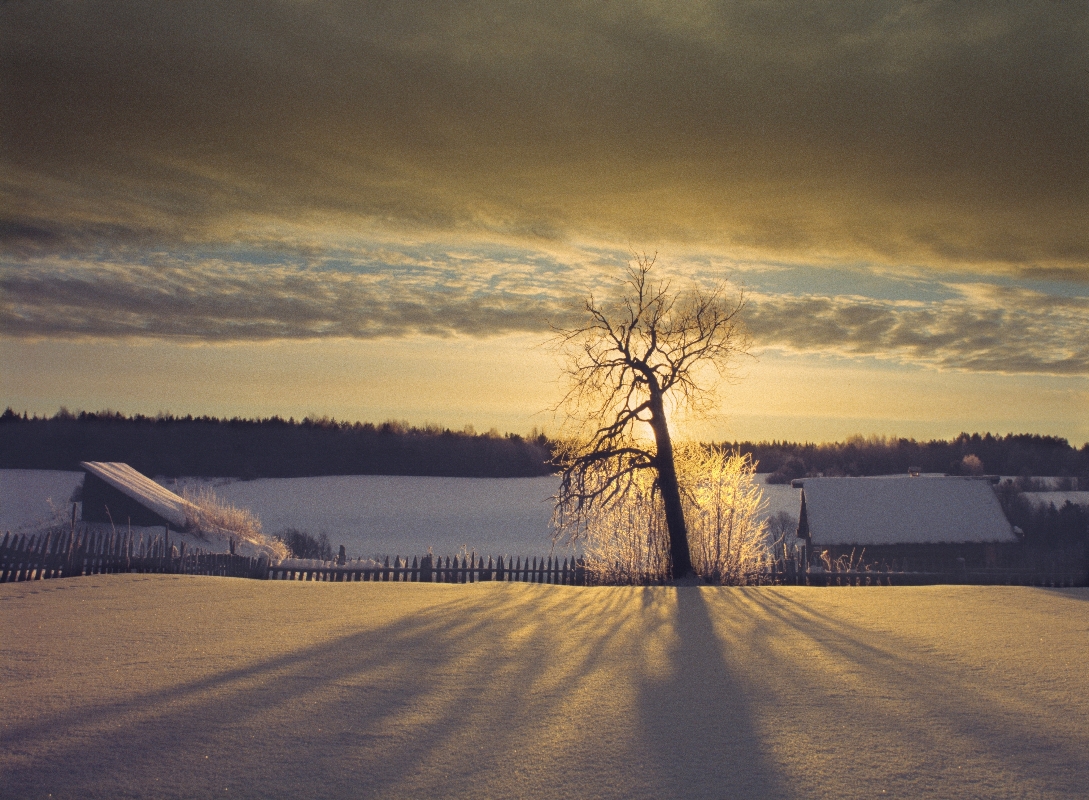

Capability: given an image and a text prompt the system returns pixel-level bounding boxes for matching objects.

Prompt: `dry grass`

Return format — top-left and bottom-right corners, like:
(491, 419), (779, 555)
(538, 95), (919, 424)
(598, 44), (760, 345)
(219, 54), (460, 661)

(181, 485), (288, 560)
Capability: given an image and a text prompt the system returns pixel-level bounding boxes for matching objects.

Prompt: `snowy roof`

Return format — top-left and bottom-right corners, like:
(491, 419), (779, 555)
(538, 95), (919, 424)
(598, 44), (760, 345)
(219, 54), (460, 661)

(796, 476), (1017, 546)
(80, 461), (196, 529)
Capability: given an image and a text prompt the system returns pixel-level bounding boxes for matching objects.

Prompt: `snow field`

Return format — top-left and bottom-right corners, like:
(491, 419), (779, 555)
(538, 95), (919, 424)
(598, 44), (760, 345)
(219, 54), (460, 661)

(2, 577), (1087, 799)
(1, 471), (804, 559)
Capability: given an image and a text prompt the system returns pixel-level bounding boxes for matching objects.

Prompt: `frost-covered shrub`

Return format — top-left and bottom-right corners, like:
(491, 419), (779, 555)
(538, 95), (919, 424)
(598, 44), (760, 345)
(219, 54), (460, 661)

(682, 447), (772, 585)
(555, 445), (772, 585)
(574, 469), (671, 585)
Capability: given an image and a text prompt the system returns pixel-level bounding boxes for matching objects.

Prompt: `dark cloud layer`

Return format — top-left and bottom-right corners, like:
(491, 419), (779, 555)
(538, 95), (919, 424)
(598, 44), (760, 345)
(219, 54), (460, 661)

(0, 260), (575, 340)
(5, 260), (1087, 375)
(3, 1), (1087, 273)
(747, 289), (1089, 375)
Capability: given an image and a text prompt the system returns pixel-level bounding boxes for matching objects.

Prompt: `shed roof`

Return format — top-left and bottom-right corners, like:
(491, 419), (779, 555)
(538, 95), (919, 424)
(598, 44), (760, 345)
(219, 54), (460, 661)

(796, 476), (1017, 546)
(80, 462), (196, 529)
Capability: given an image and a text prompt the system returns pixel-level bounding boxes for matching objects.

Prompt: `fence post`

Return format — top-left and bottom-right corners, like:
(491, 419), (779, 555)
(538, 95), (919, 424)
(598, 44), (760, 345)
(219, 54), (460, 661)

(421, 553), (433, 582)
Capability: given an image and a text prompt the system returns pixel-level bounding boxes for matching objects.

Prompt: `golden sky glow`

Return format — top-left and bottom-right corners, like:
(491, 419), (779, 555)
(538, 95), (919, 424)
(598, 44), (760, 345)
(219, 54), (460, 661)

(2, 2), (1087, 443)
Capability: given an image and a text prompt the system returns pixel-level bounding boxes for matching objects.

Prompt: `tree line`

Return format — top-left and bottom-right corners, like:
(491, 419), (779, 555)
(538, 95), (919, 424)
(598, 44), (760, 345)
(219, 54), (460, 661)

(734, 433), (1089, 484)
(2, 409), (1086, 482)
(0, 408), (554, 478)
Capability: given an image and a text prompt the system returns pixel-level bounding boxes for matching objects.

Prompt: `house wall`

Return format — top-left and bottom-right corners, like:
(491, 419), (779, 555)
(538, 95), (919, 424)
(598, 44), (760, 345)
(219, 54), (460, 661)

(81, 473), (172, 528)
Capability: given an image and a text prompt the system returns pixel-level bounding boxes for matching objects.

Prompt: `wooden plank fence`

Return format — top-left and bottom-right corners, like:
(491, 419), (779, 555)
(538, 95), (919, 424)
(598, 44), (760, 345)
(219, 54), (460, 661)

(0, 528), (267, 583)
(3, 531), (1084, 587)
(267, 554), (587, 585)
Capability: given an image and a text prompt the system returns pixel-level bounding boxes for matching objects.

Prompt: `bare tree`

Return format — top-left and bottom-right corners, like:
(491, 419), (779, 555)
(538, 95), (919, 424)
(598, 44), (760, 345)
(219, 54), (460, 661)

(552, 253), (749, 580)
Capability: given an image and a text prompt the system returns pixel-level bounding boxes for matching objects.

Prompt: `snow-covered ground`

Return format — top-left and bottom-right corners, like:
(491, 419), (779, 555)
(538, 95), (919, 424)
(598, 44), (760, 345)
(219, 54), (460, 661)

(0, 469), (83, 533)
(6, 469), (1080, 558)
(3, 577), (1087, 799)
(1, 469), (803, 558)
(180, 474), (563, 559)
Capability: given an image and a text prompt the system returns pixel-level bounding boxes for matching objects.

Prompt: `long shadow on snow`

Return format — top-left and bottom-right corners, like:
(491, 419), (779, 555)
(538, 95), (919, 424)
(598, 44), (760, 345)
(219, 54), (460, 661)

(736, 589), (1089, 798)
(632, 586), (789, 799)
(0, 584), (649, 800)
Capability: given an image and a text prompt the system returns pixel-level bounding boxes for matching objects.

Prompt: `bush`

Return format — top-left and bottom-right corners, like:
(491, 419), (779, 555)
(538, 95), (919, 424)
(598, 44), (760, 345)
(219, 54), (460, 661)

(682, 448), (773, 584)
(556, 446), (773, 585)
(574, 469), (671, 584)
(275, 529), (334, 561)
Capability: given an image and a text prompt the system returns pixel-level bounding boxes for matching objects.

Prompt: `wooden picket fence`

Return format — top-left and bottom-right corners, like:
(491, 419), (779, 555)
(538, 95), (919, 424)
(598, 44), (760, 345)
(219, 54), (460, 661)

(268, 553), (586, 585)
(0, 527), (267, 583)
(267, 554), (1084, 587)
(2, 529), (1083, 587)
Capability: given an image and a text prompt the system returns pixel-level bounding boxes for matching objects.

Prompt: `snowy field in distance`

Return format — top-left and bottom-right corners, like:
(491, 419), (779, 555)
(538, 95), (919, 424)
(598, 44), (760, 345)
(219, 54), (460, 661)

(175, 474), (560, 559)
(0, 469), (83, 532)
(173, 473), (805, 559)
(1, 469), (804, 558)
(6, 468), (1087, 558)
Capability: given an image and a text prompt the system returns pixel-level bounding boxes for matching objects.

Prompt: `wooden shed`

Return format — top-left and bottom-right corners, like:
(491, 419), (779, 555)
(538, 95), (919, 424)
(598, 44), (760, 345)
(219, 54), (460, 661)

(793, 475), (1020, 570)
(80, 461), (195, 530)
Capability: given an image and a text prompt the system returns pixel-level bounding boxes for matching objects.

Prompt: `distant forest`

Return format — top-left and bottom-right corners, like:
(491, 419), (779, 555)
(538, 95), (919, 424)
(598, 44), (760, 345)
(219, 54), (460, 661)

(2, 409), (1087, 481)
(734, 434), (1089, 484)
(0, 409), (554, 478)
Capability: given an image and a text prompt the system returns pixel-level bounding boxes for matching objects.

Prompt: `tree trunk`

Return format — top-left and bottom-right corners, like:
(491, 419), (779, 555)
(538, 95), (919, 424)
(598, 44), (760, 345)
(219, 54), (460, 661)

(648, 391), (694, 579)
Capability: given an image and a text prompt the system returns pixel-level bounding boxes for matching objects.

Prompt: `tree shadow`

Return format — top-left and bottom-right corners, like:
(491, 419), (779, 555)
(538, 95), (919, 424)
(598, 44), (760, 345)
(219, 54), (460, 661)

(1038, 586), (1089, 602)
(733, 589), (1089, 798)
(0, 584), (670, 799)
(632, 586), (789, 799)
(4, 582), (1086, 799)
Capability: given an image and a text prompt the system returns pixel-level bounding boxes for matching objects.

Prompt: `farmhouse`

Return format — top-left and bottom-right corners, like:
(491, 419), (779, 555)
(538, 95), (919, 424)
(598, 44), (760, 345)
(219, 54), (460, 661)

(793, 475), (1020, 570)
(79, 461), (195, 530)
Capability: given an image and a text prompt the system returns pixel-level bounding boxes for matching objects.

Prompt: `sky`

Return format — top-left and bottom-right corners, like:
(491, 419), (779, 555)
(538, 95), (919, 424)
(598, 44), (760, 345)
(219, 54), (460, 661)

(2, 1), (1087, 444)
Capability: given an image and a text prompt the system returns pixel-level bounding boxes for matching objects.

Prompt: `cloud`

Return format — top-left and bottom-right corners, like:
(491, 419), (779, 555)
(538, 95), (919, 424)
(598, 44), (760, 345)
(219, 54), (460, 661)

(746, 286), (1089, 375)
(0, 255), (584, 341)
(4, 254), (1087, 375)
(2, 0), (1087, 275)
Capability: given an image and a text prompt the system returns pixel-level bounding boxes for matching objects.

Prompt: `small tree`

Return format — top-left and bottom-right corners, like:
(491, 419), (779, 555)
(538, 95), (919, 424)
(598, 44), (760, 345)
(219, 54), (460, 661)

(552, 253), (749, 579)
